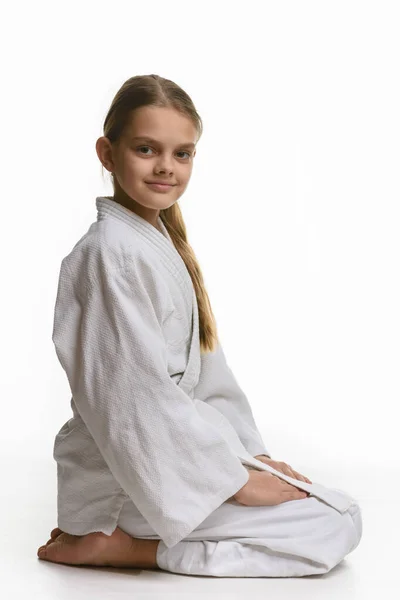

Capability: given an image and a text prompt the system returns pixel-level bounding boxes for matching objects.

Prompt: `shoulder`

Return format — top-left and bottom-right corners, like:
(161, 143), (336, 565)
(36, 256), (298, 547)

(61, 219), (146, 279)
(59, 219), (172, 314)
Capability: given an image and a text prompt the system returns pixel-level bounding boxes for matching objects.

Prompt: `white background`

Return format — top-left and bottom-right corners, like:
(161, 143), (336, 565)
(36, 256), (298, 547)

(1, 1), (399, 598)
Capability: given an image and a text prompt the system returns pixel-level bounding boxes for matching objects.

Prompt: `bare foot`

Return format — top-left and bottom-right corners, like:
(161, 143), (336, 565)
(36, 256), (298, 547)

(37, 526), (159, 568)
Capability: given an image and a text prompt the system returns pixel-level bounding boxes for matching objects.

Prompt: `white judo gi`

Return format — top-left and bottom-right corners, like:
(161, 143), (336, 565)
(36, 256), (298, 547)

(51, 196), (362, 577)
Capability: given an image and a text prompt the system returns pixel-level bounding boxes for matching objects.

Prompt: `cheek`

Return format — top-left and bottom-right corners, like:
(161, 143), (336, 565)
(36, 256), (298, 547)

(177, 165), (193, 184)
(122, 156), (147, 178)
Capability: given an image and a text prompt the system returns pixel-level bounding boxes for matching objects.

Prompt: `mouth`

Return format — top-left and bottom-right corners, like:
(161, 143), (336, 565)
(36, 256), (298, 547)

(146, 182), (176, 191)
(146, 181), (176, 185)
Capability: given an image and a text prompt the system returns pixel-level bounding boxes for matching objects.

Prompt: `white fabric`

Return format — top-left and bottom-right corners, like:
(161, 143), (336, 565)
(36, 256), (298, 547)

(52, 196), (362, 564)
(119, 492), (362, 577)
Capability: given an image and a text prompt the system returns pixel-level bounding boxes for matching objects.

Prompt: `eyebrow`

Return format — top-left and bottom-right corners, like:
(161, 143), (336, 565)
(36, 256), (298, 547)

(130, 136), (196, 149)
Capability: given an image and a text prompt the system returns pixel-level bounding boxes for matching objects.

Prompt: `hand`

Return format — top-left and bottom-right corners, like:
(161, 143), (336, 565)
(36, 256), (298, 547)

(234, 469), (309, 507)
(254, 455), (312, 484)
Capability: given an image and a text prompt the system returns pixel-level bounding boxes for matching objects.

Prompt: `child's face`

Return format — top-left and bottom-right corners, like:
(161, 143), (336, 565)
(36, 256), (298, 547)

(107, 106), (197, 211)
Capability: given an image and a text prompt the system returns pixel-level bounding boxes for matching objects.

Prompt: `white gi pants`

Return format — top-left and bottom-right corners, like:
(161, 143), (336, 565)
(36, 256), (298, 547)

(117, 491), (362, 577)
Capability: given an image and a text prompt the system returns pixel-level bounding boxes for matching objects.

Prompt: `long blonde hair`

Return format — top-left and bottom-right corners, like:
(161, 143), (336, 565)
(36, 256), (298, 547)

(101, 74), (219, 354)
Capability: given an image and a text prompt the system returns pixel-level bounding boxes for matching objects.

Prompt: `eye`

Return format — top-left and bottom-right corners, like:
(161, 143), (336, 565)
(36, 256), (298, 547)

(137, 145), (154, 155)
(136, 146), (192, 159)
(177, 151), (192, 159)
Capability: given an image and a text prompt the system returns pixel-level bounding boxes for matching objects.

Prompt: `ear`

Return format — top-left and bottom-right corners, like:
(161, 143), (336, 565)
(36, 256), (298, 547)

(96, 136), (115, 172)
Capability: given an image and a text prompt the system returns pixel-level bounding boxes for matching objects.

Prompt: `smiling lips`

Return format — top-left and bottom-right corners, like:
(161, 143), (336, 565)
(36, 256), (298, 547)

(146, 182), (175, 191)
(146, 181), (176, 186)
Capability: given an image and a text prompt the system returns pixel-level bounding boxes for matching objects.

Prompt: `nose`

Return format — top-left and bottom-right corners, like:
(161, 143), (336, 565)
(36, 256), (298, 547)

(155, 154), (174, 174)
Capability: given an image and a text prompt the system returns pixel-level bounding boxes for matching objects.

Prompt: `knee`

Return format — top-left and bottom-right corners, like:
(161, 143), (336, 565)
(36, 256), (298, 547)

(310, 499), (362, 572)
(326, 500), (362, 558)
(347, 502), (363, 551)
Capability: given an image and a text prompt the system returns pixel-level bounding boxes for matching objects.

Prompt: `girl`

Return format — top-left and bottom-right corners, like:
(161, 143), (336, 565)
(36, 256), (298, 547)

(37, 74), (362, 577)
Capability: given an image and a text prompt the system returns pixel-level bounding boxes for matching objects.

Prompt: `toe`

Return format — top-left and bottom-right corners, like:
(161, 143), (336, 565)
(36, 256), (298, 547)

(41, 541), (61, 563)
(37, 547), (47, 559)
(43, 535), (82, 565)
(45, 529), (63, 547)
(51, 527), (62, 538)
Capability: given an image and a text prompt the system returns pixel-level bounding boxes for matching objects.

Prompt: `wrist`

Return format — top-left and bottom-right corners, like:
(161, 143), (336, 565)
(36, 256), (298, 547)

(234, 469), (251, 501)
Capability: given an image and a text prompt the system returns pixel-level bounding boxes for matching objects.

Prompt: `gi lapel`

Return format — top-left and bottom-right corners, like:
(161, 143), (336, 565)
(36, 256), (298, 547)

(157, 212), (201, 395)
(96, 196), (201, 397)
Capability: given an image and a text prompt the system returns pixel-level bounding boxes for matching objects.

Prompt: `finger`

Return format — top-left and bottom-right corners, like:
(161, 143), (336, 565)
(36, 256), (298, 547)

(284, 468), (300, 480)
(279, 479), (304, 491)
(275, 469), (303, 484)
(281, 483), (306, 492)
(291, 470), (308, 483)
(274, 475), (308, 494)
(275, 476), (300, 488)
(274, 475), (291, 485)
(287, 467), (312, 484)
(276, 465), (304, 482)
(293, 471), (312, 484)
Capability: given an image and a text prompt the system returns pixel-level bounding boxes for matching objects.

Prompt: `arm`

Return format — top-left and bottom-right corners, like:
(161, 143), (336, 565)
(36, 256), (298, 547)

(193, 341), (271, 459)
(52, 258), (249, 549)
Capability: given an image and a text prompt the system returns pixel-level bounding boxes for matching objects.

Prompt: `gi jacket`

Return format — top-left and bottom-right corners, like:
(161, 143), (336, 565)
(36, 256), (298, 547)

(52, 196), (354, 549)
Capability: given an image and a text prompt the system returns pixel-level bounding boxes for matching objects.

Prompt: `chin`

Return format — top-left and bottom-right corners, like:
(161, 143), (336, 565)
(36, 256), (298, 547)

(144, 190), (180, 208)
(137, 195), (177, 211)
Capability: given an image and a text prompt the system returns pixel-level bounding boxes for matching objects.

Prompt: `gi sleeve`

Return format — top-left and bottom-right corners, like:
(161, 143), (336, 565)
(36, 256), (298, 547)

(52, 259), (250, 549)
(193, 341), (271, 459)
